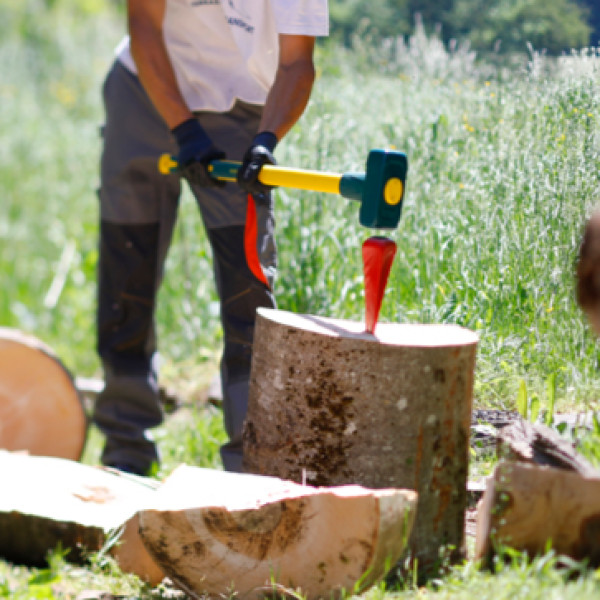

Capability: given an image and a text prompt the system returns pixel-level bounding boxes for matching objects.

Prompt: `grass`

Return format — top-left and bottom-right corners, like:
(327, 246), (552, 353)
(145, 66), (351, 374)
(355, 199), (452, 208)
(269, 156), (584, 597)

(3, 1), (600, 598)
(2, 4), (600, 411)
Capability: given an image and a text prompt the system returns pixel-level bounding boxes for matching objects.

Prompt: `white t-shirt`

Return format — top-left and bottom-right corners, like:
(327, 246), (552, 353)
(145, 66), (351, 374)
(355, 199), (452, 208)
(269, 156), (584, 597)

(116, 0), (329, 112)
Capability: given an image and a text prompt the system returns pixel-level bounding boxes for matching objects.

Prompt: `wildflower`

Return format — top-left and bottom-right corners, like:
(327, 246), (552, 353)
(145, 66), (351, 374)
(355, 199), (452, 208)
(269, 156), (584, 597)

(51, 82), (76, 107)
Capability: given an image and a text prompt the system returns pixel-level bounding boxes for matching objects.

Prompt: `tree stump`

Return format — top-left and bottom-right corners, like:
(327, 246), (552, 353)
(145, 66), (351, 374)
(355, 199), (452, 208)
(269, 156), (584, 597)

(0, 328), (87, 460)
(242, 308), (479, 572)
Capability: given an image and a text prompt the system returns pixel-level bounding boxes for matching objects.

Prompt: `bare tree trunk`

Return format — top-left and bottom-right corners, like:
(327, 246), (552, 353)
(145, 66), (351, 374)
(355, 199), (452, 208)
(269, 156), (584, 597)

(243, 308), (479, 574)
(0, 328), (87, 460)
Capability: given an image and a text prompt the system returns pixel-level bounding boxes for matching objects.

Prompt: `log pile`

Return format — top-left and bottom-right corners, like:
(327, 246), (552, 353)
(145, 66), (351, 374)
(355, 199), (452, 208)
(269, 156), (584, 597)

(475, 420), (600, 565)
(0, 451), (417, 599)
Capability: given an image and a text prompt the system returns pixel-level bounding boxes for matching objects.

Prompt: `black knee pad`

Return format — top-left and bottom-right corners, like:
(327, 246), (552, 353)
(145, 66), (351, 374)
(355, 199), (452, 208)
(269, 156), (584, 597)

(97, 220), (160, 370)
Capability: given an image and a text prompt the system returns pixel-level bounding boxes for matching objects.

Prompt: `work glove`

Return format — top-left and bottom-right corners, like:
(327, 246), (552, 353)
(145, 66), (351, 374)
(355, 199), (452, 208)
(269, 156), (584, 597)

(237, 131), (278, 198)
(172, 118), (225, 188)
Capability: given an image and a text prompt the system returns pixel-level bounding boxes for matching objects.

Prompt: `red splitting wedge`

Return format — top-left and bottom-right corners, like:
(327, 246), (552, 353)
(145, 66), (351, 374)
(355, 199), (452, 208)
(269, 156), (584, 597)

(362, 236), (397, 334)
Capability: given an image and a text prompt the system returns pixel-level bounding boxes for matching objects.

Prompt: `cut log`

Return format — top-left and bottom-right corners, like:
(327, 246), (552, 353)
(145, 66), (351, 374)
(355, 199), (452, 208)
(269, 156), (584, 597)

(497, 419), (599, 477)
(242, 308), (479, 573)
(0, 450), (164, 585)
(0, 328), (87, 460)
(138, 464), (418, 600)
(576, 209), (600, 335)
(475, 460), (600, 565)
(0, 451), (416, 598)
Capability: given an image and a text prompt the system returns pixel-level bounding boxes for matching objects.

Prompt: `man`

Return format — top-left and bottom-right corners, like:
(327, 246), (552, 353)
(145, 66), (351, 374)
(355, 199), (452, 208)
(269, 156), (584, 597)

(93, 0), (329, 475)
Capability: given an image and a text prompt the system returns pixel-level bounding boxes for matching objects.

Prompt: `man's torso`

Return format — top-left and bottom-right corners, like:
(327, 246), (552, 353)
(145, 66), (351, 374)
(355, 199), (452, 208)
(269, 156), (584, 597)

(116, 0), (329, 112)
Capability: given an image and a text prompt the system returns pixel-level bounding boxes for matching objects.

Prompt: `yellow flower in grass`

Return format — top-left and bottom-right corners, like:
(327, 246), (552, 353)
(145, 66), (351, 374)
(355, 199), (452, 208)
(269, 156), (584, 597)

(51, 82), (76, 107)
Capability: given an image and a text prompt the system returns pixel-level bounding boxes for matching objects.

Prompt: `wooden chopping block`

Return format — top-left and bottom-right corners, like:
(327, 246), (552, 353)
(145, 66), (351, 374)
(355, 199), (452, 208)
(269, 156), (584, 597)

(242, 307), (479, 572)
(0, 328), (87, 460)
(137, 464), (418, 600)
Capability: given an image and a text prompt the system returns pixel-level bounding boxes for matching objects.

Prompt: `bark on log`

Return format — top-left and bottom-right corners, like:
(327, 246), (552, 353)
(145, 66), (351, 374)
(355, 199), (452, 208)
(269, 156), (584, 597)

(0, 450), (164, 585)
(138, 464), (418, 600)
(497, 419), (599, 477)
(242, 308), (479, 572)
(576, 209), (600, 335)
(0, 328), (87, 460)
(475, 461), (600, 565)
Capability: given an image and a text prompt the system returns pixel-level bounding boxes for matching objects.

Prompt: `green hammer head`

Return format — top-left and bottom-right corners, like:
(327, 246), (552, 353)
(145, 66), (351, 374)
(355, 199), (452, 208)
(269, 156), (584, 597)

(360, 149), (408, 229)
(340, 149), (408, 230)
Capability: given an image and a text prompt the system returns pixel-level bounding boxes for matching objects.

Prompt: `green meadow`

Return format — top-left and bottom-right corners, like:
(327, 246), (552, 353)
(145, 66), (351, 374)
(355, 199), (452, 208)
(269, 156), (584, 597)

(2, 1), (600, 598)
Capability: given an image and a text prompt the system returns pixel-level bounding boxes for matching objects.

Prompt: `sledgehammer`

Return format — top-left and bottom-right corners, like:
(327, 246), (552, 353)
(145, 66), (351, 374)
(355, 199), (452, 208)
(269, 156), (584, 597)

(158, 148), (408, 229)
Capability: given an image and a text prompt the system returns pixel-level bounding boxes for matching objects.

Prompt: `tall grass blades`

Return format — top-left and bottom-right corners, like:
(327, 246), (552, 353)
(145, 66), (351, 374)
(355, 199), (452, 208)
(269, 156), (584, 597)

(2, 2), (600, 416)
(0, 1), (125, 374)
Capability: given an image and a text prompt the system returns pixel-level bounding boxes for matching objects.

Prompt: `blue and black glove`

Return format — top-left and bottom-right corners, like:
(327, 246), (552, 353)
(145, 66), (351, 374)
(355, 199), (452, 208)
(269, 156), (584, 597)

(171, 118), (225, 188)
(237, 131), (278, 197)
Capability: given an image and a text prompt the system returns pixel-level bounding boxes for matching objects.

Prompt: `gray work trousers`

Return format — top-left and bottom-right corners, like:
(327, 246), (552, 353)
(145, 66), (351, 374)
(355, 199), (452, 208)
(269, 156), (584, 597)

(94, 61), (277, 474)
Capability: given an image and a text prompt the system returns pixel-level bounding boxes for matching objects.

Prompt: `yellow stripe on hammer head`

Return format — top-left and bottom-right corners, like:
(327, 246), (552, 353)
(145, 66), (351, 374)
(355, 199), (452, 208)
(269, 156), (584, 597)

(158, 154), (178, 175)
(384, 177), (403, 206)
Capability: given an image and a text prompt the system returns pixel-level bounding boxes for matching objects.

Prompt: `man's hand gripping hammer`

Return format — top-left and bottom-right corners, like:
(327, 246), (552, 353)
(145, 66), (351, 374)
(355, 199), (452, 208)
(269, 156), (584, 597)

(159, 149), (408, 229)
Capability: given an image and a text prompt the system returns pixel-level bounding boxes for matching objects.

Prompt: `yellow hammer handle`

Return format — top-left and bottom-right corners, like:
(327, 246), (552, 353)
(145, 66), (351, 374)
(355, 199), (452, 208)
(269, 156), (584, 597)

(159, 154), (343, 195)
(258, 165), (342, 194)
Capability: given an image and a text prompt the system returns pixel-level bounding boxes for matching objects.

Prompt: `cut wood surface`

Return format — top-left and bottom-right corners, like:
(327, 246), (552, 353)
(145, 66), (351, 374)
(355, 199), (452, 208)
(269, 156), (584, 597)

(0, 450), (164, 584)
(0, 452), (416, 598)
(475, 461), (600, 565)
(138, 464), (418, 600)
(0, 328), (87, 460)
(243, 308), (478, 571)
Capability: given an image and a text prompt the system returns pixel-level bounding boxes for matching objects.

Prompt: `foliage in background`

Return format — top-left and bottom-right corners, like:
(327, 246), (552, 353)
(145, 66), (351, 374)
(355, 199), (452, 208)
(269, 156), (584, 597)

(576, 0), (600, 46)
(2, 0), (600, 411)
(446, 0), (590, 54)
(329, 0), (594, 55)
(5, 0), (596, 54)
